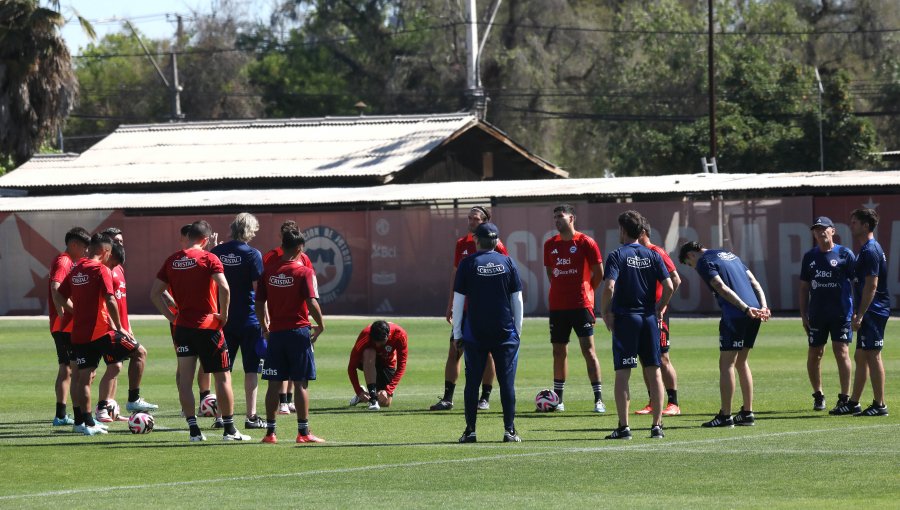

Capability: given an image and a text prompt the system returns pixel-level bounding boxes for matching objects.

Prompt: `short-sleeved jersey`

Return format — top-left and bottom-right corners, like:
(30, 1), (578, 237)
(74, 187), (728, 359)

(800, 244), (855, 322)
(110, 264), (129, 332)
(544, 232), (603, 311)
(454, 234), (508, 268)
(604, 243), (669, 315)
(156, 248), (224, 330)
(696, 250), (760, 319)
(647, 243), (677, 303)
(58, 259), (115, 344)
(454, 250), (522, 345)
(347, 323), (408, 395)
(48, 252), (79, 333)
(257, 258), (319, 332)
(263, 247), (312, 268)
(854, 239), (890, 317)
(211, 240), (264, 328)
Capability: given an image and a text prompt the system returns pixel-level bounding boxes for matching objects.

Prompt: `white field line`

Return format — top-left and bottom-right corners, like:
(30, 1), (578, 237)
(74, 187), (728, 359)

(0, 423), (896, 501)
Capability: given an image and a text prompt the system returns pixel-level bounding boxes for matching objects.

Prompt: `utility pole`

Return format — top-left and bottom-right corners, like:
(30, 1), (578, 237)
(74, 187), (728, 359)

(707, 0), (717, 161)
(815, 67), (825, 172)
(465, 0), (486, 118)
(125, 19), (184, 122)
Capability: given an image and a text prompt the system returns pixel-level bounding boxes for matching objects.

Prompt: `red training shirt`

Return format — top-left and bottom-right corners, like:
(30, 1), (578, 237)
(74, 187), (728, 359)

(156, 248), (224, 330)
(257, 258), (318, 332)
(544, 232), (603, 311)
(453, 234), (507, 268)
(347, 323), (408, 396)
(48, 252), (79, 333)
(110, 264), (129, 332)
(57, 258), (115, 344)
(647, 243), (676, 303)
(263, 247), (312, 268)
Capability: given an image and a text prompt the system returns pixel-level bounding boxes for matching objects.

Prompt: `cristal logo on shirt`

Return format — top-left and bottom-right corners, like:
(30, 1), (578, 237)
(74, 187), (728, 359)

(716, 252), (737, 261)
(270, 273), (294, 287)
(220, 253), (241, 265)
(172, 256), (197, 270)
(476, 262), (506, 275)
(627, 256), (651, 269)
(71, 272), (89, 285)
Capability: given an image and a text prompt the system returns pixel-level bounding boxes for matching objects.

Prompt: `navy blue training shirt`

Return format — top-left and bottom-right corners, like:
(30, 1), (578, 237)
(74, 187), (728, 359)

(854, 238), (890, 318)
(454, 249), (522, 345)
(696, 249), (760, 319)
(211, 240), (264, 327)
(800, 244), (855, 322)
(604, 243), (669, 315)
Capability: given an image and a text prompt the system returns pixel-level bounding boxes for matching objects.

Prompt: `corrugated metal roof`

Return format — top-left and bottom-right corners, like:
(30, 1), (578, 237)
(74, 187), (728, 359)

(0, 114), (488, 188)
(1, 170), (898, 212)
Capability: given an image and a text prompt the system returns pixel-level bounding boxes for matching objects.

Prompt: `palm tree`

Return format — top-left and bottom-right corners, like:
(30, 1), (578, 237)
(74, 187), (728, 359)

(0, 0), (91, 167)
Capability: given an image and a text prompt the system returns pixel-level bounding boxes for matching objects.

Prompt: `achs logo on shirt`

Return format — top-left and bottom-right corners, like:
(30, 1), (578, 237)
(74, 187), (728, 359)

(71, 272), (89, 285)
(269, 273), (294, 287)
(219, 253), (242, 266)
(172, 256), (198, 270)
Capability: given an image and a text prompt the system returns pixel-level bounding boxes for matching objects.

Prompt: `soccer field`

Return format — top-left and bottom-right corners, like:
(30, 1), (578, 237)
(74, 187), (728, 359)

(0, 317), (897, 509)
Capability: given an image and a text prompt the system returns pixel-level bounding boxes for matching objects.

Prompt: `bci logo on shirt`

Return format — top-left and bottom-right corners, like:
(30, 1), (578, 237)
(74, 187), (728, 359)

(556, 257), (571, 266)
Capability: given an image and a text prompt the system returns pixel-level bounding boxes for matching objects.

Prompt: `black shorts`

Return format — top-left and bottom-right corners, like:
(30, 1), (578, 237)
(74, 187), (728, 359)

(51, 331), (75, 365)
(719, 316), (761, 351)
(224, 323), (264, 373)
(807, 316), (852, 347)
(549, 308), (596, 344)
(173, 326), (230, 373)
(659, 313), (671, 353)
(857, 313), (887, 351)
(356, 358), (397, 394)
(73, 332), (139, 370)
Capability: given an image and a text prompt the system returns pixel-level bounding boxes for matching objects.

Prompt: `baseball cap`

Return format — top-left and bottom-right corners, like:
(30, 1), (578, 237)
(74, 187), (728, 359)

(473, 222), (500, 239)
(810, 216), (834, 229)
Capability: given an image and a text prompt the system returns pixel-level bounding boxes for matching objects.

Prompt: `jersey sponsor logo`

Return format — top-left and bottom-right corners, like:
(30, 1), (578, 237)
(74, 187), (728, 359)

(553, 267), (579, 277)
(556, 257), (571, 266)
(372, 272), (397, 285)
(269, 273), (294, 287)
(76, 357), (86, 365)
(303, 225), (353, 304)
(621, 356), (638, 366)
(176, 345), (189, 353)
(371, 244), (397, 258)
(71, 272), (89, 286)
(626, 256), (651, 269)
(261, 367), (278, 376)
(810, 280), (839, 290)
(219, 253), (242, 266)
(477, 262), (507, 275)
(717, 251), (738, 261)
(815, 270), (833, 278)
(172, 256), (197, 270)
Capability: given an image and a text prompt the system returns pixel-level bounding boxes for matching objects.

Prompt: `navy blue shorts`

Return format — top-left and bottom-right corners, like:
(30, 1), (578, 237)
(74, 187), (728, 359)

(719, 316), (761, 351)
(857, 313), (887, 351)
(51, 331), (74, 365)
(173, 326), (230, 373)
(807, 316), (852, 347)
(224, 323), (264, 373)
(262, 327), (316, 382)
(612, 313), (661, 370)
(549, 308), (595, 343)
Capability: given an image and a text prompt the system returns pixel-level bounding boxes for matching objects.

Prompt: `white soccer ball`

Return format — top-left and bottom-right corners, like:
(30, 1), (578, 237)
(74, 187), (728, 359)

(535, 389), (560, 412)
(106, 399), (120, 420)
(128, 412), (155, 434)
(199, 394), (218, 417)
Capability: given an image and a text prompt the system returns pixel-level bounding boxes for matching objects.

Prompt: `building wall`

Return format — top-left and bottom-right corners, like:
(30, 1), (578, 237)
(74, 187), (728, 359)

(2, 195), (897, 318)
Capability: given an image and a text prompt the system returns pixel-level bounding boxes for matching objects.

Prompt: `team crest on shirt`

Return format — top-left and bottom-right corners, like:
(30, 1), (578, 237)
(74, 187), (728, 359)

(219, 253), (242, 266)
(830, 259), (838, 267)
(477, 262), (506, 275)
(569, 246), (577, 254)
(71, 272), (89, 285)
(270, 273), (294, 287)
(172, 256), (197, 270)
(385, 345), (393, 353)
(303, 225), (353, 304)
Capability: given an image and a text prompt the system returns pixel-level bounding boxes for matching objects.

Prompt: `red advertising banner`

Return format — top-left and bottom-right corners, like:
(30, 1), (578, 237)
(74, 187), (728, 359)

(0, 195), (893, 317)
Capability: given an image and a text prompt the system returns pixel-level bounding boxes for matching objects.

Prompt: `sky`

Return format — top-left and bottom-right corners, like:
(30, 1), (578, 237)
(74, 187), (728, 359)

(58, 0), (274, 55)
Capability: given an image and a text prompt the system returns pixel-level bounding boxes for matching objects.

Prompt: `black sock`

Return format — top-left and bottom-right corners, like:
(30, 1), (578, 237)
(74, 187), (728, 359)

(838, 393), (849, 403)
(553, 379), (565, 402)
(480, 385), (492, 401)
(97, 400), (108, 411)
(55, 402), (67, 420)
(223, 415), (237, 435)
(128, 388), (140, 403)
(666, 389), (678, 405)
(367, 384), (378, 402)
(297, 419), (309, 436)
(443, 381), (456, 402)
(279, 393), (288, 404)
(73, 406), (83, 425)
(266, 420), (276, 435)
(199, 390), (211, 399)
(83, 410), (96, 427)
(591, 381), (602, 401)
(186, 416), (201, 436)
(286, 392), (294, 404)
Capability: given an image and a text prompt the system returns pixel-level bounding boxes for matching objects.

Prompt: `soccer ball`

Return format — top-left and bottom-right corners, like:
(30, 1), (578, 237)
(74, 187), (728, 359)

(106, 399), (121, 421)
(128, 412), (155, 434)
(199, 394), (218, 417)
(535, 389), (560, 412)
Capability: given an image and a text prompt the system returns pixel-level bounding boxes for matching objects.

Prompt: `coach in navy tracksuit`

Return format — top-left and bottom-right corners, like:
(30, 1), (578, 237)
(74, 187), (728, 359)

(600, 211), (674, 440)
(452, 222), (524, 444)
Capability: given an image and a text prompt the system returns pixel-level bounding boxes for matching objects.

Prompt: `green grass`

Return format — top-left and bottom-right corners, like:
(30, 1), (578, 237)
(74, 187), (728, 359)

(0, 317), (897, 509)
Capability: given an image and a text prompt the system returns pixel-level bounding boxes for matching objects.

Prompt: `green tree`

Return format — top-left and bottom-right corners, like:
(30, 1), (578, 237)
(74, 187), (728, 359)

(0, 0), (80, 166)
